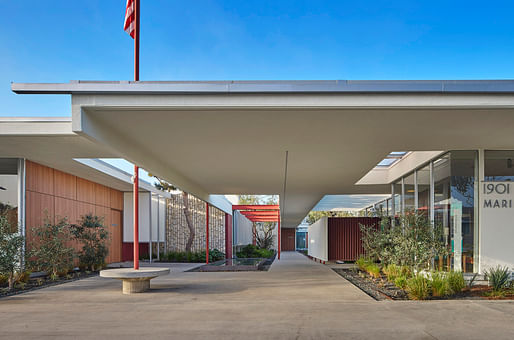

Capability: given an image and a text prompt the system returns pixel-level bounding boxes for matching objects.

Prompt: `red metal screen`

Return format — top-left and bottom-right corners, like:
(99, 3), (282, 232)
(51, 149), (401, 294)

(328, 217), (380, 261)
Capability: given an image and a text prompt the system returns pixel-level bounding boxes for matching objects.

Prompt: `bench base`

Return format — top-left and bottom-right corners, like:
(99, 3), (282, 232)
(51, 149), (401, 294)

(122, 277), (152, 294)
(100, 267), (170, 294)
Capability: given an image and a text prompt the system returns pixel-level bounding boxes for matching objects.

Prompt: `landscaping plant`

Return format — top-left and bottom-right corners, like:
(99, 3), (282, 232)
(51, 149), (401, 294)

(430, 271), (450, 297)
(28, 217), (75, 279)
(484, 265), (511, 292)
(394, 275), (408, 289)
(406, 273), (430, 300)
(360, 211), (448, 273)
(0, 215), (25, 290)
(236, 244), (274, 259)
(447, 271), (466, 295)
(70, 214), (109, 271)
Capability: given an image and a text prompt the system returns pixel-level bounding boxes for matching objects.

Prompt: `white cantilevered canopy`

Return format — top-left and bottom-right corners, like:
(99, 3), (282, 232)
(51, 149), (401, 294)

(11, 80), (514, 227)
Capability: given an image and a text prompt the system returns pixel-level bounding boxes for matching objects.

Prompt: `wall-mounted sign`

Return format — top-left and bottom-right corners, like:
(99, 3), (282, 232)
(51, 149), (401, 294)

(480, 181), (514, 273)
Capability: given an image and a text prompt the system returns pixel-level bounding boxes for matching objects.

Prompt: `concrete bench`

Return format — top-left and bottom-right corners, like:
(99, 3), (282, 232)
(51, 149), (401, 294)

(100, 267), (170, 294)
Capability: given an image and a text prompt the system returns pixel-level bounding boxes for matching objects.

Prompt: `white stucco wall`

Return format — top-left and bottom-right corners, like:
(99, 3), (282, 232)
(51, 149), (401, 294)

(308, 217), (328, 262)
(233, 210), (253, 246)
(123, 192), (166, 243)
(480, 182), (514, 273)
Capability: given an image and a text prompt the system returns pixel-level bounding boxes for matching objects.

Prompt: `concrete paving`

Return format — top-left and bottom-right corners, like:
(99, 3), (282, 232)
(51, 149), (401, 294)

(0, 252), (513, 339)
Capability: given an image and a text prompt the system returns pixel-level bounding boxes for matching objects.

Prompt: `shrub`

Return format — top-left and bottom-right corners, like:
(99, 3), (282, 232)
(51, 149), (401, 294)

(406, 274), (430, 300)
(360, 211), (449, 272)
(484, 265), (511, 292)
(236, 244), (274, 259)
(430, 271), (450, 297)
(355, 256), (374, 272)
(383, 264), (401, 281)
(394, 275), (408, 289)
(447, 271), (466, 294)
(0, 215), (25, 290)
(70, 214), (109, 271)
(367, 264), (381, 279)
(160, 249), (225, 263)
(28, 217), (74, 279)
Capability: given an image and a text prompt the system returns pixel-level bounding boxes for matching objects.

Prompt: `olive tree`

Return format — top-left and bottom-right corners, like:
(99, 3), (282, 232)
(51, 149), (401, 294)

(28, 217), (75, 279)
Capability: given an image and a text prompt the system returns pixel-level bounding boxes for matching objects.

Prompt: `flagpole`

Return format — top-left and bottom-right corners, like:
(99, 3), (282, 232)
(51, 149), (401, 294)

(133, 0), (140, 270)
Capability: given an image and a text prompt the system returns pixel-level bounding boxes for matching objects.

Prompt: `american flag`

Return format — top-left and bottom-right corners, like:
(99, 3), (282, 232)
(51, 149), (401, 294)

(124, 0), (135, 38)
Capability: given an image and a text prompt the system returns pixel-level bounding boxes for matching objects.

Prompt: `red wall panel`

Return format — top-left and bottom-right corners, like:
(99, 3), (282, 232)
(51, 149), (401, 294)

(328, 217), (380, 261)
(225, 213), (233, 259)
(122, 242), (149, 262)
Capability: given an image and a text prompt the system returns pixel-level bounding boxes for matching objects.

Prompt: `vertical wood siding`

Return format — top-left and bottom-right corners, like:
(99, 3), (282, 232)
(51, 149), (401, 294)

(327, 217), (380, 261)
(281, 228), (296, 251)
(25, 161), (124, 264)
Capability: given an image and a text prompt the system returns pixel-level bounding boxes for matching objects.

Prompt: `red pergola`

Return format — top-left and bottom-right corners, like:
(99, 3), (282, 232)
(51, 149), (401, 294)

(232, 204), (281, 260)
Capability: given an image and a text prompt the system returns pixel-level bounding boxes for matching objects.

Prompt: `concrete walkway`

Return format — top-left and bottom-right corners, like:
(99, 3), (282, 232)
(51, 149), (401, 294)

(1, 252), (513, 339)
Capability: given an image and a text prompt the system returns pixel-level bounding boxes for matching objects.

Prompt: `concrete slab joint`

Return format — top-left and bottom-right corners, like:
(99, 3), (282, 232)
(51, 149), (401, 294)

(100, 267), (170, 294)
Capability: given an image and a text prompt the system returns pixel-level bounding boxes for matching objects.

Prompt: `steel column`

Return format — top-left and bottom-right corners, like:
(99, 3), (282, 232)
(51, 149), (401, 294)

(278, 215), (281, 260)
(206, 202), (209, 264)
(133, 165), (139, 270)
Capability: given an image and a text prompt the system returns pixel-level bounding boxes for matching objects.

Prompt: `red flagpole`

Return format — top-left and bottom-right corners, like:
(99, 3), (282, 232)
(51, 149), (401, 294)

(133, 0), (140, 270)
(134, 0), (140, 81)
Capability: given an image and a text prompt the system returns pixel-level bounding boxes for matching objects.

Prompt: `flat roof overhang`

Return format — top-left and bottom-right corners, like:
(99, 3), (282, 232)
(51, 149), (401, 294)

(11, 80), (514, 227)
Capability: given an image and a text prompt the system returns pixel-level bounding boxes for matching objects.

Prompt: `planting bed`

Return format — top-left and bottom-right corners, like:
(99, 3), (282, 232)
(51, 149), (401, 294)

(333, 268), (514, 301)
(188, 254), (276, 272)
(0, 271), (99, 299)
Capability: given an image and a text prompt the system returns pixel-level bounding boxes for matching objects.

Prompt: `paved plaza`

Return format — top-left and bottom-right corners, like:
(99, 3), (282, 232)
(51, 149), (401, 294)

(1, 252), (513, 339)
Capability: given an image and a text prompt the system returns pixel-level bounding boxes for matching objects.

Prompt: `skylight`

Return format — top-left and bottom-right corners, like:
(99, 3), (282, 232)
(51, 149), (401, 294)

(376, 151), (408, 167)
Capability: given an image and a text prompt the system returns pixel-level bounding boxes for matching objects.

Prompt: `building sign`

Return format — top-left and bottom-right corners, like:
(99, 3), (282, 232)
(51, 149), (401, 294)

(483, 183), (512, 208)
(480, 181), (514, 272)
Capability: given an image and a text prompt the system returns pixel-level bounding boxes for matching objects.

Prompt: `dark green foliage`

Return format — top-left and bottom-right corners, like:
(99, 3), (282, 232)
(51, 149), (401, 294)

(160, 249), (225, 263)
(70, 214), (109, 271)
(0, 215), (25, 290)
(28, 217), (74, 278)
(485, 265), (511, 292)
(236, 244), (274, 259)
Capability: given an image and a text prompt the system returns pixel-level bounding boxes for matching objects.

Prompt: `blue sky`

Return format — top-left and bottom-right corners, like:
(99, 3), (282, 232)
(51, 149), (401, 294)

(2, 0), (514, 116)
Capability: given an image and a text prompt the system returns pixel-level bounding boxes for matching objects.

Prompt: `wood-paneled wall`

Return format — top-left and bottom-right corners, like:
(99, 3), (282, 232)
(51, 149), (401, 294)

(25, 161), (124, 264)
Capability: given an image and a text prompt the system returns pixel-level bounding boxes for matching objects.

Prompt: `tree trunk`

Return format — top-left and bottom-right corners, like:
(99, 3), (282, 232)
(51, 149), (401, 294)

(8, 273), (14, 290)
(182, 192), (195, 253)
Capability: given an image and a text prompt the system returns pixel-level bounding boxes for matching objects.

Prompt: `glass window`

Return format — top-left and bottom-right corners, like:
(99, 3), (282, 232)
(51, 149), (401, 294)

(450, 150), (477, 273)
(0, 158), (19, 230)
(393, 181), (402, 217)
(432, 151), (477, 273)
(404, 173), (415, 212)
(386, 198), (392, 216)
(484, 150), (514, 181)
(433, 153), (451, 270)
(417, 165), (431, 218)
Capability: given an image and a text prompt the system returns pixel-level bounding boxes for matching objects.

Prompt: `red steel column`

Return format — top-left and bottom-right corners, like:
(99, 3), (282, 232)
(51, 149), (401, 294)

(225, 213), (232, 259)
(206, 203), (209, 264)
(133, 165), (139, 270)
(278, 214), (281, 260)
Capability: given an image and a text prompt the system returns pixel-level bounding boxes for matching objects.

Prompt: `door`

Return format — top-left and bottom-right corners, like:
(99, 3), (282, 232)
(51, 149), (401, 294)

(109, 209), (123, 263)
(281, 228), (296, 251)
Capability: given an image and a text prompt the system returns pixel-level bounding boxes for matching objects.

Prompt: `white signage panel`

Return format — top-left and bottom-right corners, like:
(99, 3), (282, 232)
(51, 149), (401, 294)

(480, 182), (514, 272)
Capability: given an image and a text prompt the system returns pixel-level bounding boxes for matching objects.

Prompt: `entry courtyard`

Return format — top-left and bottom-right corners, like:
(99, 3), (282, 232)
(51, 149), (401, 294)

(1, 252), (513, 339)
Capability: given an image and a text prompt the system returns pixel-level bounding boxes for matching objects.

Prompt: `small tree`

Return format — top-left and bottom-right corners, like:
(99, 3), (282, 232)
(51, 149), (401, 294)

(360, 211), (449, 272)
(254, 222), (276, 250)
(71, 214), (109, 271)
(29, 217), (74, 279)
(0, 215), (24, 290)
